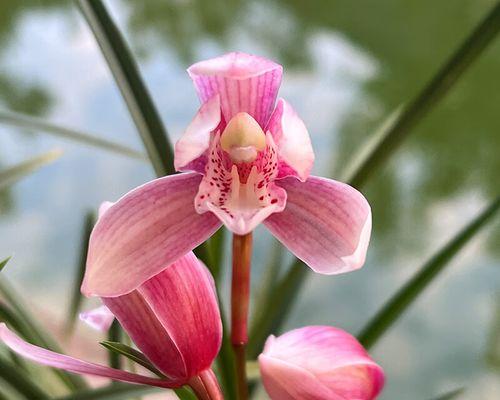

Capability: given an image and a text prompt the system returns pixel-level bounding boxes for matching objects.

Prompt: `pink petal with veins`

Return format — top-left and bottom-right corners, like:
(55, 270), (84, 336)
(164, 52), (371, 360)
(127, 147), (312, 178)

(188, 52), (282, 127)
(264, 176), (371, 274)
(259, 326), (384, 400)
(83, 172), (221, 297)
(0, 323), (179, 388)
(266, 99), (315, 181)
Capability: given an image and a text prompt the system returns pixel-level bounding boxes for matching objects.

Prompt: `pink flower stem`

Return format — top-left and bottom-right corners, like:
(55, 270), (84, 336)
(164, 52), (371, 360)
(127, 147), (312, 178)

(231, 232), (253, 400)
(188, 368), (223, 400)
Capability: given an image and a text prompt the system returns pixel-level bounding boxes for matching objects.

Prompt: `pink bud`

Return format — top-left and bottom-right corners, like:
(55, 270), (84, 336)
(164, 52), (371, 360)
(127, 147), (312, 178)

(259, 326), (385, 400)
(103, 252), (222, 384)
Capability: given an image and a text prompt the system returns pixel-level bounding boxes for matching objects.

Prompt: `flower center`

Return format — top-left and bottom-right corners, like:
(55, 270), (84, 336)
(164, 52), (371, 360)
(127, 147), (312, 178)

(220, 112), (266, 163)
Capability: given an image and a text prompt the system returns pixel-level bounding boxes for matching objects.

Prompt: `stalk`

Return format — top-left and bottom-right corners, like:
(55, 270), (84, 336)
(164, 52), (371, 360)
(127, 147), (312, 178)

(231, 233), (253, 400)
(188, 369), (223, 400)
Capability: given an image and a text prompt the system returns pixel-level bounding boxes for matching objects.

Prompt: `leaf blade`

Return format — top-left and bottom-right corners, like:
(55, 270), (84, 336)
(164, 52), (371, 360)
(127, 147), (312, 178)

(77, 0), (175, 177)
(0, 110), (146, 161)
(358, 197), (500, 349)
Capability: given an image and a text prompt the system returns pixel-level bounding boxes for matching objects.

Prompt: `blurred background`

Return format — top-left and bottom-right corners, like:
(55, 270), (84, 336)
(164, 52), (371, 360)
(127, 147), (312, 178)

(0, 0), (499, 399)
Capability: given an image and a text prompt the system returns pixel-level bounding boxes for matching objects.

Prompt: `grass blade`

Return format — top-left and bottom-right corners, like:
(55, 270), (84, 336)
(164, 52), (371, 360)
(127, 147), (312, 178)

(65, 212), (95, 334)
(100, 341), (164, 377)
(0, 110), (146, 161)
(347, 2), (500, 187)
(428, 387), (465, 400)
(77, 0), (175, 177)
(0, 257), (10, 272)
(0, 274), (87, 389)
(0, 149), (62, 191)
(107, 320), (123, 370)
(0, 353), (50, 399)
(358, 197), (500, 349)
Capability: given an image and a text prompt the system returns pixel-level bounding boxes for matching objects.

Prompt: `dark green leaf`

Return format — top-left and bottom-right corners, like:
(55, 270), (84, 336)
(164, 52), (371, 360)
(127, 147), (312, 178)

(0, 277), (87, 390)
(0, 150), (62, 191)
(100, 341), (165, 378)
(77, 0), (175, 177)
(0, 257), (10, 272)
(107, 321), (123, 370)
(0, 110), (146, 161)
(214, 299), (237, 399)
(347, 2), (500, 188)
(0, 353), (50, 399)
(427, 387), (465, 400)
(65, 212), (96, 334)
(358, 197), (500, 349)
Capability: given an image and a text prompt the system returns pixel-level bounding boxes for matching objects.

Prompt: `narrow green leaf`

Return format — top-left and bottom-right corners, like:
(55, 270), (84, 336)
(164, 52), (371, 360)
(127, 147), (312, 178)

(215, 300), (237, 399)
(107, 321), (123, 370)
(77, 0), (175, 177)
(248, 258), (307, 359)
(206, 228), (226, 282)
(65, 212), (96, 334)
(0, 353), (50, 399)
(358, 197), (500, 349)
(0, 257), (10, 272)
(0, 149), (62, 191)
(0, 277), (88, 390)
(427, 387), (465, 400)
(347, 2), (500, 187)
(0, 110), (146, 161)
(100, 341), (165, 378)
(53, 384), (160, 400)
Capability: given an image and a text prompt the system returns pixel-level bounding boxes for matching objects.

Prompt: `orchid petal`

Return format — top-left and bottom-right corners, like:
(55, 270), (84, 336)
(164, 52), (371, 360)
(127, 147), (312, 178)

(188, 52), (282, 127)
(79, 305), (115, 332)
(83, 172), (222, 297)
(195, 132), (286, 235)
(264, 176), (371, 274)
(174, 95), (221, 172)
(138, 252), (222, 379)
(98, 201), (114, 218)
(0, 323), (178, 388)
(266, 99), (315, 181)
(260, 326), (385, 400)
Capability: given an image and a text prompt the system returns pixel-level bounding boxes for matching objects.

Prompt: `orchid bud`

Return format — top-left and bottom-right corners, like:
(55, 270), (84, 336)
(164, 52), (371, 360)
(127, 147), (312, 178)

(259, 326), (384, 400)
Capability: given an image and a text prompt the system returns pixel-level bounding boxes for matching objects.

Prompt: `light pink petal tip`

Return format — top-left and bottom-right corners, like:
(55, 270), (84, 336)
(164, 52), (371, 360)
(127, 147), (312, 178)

(265, 176), (371, 274)
(259, 326), (385, 400)
(82, 172), (222, 297)
(266, 99), (314, 181)
(174, 95), (221, 172)
(0, 323), (178, 388)
(79, 305), (115, 332)
(188, 52), (282, 127)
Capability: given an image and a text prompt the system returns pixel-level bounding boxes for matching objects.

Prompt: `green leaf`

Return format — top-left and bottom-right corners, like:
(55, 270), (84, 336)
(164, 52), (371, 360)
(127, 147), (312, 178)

(427, 387), (465, 400)
(100, 341), (165, 378)
(107, 321), (123, 370)
(65, 212), (96, 334)
(358, 197), (500, 349)
(248, 258), (307, 359)
(214, 299), (237, 399)
(77, 0), (175, 177)
(0, 276), (87, 390)
(347, 2), (500, 188)
(0, 257), (10, 272)
(0, 109), (147, 161)
(53, 384), (160, 400)
(0, 149), (62, 191)
(0, 353), (50, 399)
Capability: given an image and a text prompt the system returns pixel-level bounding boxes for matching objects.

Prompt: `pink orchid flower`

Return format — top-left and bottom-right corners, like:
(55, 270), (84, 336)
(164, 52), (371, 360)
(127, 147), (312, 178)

(82, 52), (371, 298)
(0, 252), (223, 399)
(259, 326), (385, 400)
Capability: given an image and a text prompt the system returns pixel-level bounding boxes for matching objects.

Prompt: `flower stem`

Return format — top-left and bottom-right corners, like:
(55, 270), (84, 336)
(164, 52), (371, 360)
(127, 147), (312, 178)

(188, 368), (223, 400)
(231, 233), (253, 400)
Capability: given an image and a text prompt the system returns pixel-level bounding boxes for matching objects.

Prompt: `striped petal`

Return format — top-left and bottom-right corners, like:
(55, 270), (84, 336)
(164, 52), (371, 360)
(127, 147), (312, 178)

(259, 326), (385, 400)
(174, 95), (221, 173)
(188, 52), (282, 127)
(266, 99), (315, 181)
(82, 172), (222, 297)
(0, 323), (178, 388)
(264, 176), (371, 274)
